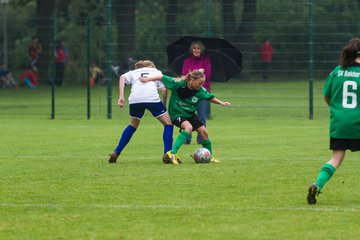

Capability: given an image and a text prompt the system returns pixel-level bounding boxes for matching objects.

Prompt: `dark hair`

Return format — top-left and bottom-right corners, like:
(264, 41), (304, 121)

(339, 38), (360, 68)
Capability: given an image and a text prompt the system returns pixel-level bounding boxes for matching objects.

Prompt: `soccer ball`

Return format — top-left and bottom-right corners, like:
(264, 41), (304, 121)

(192, 148), (212, 163)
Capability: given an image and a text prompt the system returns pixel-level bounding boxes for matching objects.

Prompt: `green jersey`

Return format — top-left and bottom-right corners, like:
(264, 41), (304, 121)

(161, 75), (215, 121)
(323, 64), (360, 139)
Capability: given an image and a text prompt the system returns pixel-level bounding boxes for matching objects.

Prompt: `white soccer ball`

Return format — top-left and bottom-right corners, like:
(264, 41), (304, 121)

(193, 148), (212, 163)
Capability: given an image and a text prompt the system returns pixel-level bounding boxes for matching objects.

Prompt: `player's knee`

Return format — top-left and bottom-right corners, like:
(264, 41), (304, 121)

(182, 125), (193, 133)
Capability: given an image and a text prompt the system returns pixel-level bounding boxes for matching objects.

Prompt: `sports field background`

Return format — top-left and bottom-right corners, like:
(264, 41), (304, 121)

(2, 0), (359, 106)
(2, 1), (360, 239)
(1, 81), (360, 239)
(0, 79), (327, 119)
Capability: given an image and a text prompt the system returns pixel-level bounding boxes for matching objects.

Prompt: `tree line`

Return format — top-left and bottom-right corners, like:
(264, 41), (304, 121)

(2, 0), (360, 81)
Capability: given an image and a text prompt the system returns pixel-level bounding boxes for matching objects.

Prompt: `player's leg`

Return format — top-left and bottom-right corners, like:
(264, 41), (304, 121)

(196, 100), (208, 144)
(109, 104), (144, 163)
(197, 126), (220, 163)
(196, 126), (211, 152)
(307, 150), (345, 204)
(192, 116), (212, 154)
(316, 150), (345, 189)
(151, 102), (174, 154)
(115, 117), (140, 153)
(109, 117), (139, 163)
(163, 120), (191, 165)
(172, 120), (192, 154)
(157, 113), (173, 154)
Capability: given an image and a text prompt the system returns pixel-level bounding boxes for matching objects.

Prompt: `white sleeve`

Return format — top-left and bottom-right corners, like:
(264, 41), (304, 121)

(156, 80), (164, 89)
(155, 69), (162, 76)
(153, 69), (163, 89)
(123, 71), (133, 84)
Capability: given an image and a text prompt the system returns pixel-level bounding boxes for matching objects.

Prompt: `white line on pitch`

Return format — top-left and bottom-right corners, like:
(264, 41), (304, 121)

(0, 203), (359, 212)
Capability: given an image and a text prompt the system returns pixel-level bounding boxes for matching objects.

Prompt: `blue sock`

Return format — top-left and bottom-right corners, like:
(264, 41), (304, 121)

(114, 125), (136, 155)
(163, 125), (173, 154)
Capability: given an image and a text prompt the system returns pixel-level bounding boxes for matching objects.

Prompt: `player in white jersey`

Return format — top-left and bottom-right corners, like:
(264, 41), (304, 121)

(109, 60), (174, 163)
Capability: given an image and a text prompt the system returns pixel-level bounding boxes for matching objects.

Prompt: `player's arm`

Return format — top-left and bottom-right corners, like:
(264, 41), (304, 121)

(210, 97), (231, 107)
(324, 96), (330, 106)
(139, 74), (163, 83)
(118, 74), (126, 108)
(161, 86), (168, 106)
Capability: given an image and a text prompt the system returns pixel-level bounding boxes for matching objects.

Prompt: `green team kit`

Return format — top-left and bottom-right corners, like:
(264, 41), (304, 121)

(307, 63), (360, 205)
(323, 64), (360, 139)
(161, 75), (215, 121)
(160, 75), (219, 163)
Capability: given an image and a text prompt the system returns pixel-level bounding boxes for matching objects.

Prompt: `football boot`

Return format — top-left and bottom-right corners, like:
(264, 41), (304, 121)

(108, 152), (119, 163)
(307, 183), (320, 204)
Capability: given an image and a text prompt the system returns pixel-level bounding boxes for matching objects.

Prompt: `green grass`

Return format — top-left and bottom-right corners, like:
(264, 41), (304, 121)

(1, 81), (360, 239)
(0, 80), (328, 119)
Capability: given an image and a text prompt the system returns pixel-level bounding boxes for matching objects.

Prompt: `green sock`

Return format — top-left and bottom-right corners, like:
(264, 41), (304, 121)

(315, 163), (336, 190)
(171, 130), (190, 154)
(201, 139), (212, 154)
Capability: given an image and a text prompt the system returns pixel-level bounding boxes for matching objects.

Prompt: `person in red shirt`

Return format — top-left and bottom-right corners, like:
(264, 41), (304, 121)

(18, 63), (38, 88)
(258, 40), (274, 79)
(54, 40), (67, 86)
(28, 36), (42, 72)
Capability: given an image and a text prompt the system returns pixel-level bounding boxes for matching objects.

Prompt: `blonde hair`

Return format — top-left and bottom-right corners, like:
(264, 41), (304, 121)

(134, 60), (156, 69)
(181, 70), (205, 82)
(143, 60), (156, 68)
(189, 40), (206, 54)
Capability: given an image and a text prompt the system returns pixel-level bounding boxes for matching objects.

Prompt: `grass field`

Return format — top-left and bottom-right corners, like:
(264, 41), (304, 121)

(1, 81), (360, 239)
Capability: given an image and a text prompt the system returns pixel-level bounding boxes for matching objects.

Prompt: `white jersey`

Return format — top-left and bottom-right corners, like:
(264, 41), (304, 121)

(123, 67), (164, 104)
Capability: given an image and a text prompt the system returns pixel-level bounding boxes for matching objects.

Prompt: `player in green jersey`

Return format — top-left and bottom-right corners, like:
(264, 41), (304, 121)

(140, 70), (231, 164)
(307, 38), (360, 204)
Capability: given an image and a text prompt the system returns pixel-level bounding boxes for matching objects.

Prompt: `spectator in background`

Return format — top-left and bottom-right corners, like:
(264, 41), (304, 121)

(89, 63), (105, 88)
(258, 39), (274, 80)
(28, 36), (42, 72)
(0, 64), (17, 88)
(18, 63), (38, 88)
(54, 40), (67, 86)
(182, 40), (212, 144)
(63, 44), (69, 65)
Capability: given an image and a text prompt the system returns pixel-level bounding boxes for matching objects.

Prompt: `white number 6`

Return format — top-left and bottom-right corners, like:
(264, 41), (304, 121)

(343, 81), (357, 108)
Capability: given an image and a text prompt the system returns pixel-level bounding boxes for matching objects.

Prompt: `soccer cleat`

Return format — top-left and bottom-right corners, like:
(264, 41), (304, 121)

(210, 157), (221, 163)
(164, 151), (179, 165)
(108, 152), (119, 163)
(175, 154), (183, 164)
(307, 183), (320, 204)
(163, 152), (182, 164)
(162, 154), (171, 164)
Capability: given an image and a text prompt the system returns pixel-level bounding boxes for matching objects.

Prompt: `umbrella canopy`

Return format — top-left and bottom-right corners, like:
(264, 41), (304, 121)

(166, 36), (242, 82)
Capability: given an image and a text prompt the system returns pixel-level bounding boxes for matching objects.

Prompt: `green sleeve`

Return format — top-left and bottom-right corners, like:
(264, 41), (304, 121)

(161, 75), (177, 90)
(323, 69), (336, 98)
(199, 87), (215, 100)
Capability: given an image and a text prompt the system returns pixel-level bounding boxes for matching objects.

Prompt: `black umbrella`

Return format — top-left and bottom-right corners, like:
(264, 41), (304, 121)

(166, 36), (242, 82)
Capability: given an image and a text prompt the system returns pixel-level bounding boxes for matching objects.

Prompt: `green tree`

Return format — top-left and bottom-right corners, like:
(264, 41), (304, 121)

(165, 0), (178, 43)
(114, 0), (136, 67)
